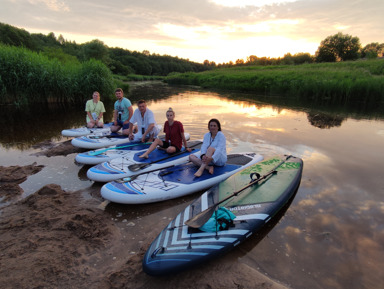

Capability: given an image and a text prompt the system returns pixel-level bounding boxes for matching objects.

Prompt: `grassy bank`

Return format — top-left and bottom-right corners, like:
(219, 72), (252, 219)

(166, 59), (384, 105)
(0, 44), (115, 105)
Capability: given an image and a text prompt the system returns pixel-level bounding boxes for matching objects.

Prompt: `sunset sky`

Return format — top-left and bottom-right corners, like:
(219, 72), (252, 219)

(1, 0), (383, 63)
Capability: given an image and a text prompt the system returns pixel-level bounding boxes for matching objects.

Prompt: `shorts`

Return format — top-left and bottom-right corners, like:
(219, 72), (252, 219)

(116, 120), (130, 130)
(160, 141), (181, 153)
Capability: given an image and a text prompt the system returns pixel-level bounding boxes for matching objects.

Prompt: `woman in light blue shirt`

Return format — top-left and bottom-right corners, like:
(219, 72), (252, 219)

(189, 118), (227, 177)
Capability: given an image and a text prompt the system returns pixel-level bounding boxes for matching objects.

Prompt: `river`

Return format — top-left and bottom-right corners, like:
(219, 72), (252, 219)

(1, 82), (383, 289)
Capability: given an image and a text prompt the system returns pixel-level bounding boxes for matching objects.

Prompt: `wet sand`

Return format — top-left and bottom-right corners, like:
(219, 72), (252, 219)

(0, 141), (290, 288)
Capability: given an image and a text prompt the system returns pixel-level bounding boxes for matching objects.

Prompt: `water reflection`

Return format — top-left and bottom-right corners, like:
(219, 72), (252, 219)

(307, 112), (345, 129)
(1, 83), (383, 150)
(1, 83), (384, 289)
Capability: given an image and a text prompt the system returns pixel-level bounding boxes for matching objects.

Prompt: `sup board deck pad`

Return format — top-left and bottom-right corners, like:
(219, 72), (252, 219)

(221, 156), (302, 206)
(88, 132), (127, 139)
(130, 140), (202, 164)
(142, 155), (303, 276)
(158, 153), (258, 184)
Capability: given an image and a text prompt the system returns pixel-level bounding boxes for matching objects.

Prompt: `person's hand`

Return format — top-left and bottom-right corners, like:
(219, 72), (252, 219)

(141, 135), (146, 143)
(129, 133), (134, 140)
(203, 155), (212, 164)
(186, 147), (192, 152)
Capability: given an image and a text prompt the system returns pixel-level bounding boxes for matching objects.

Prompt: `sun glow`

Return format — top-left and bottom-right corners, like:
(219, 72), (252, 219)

(154, 20), (317, 63)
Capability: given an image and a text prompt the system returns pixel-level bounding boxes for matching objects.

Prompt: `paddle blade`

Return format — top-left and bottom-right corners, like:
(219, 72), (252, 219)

(128, 163), (148, 172)
(88, 150), (106, 156)
(184, 206), (217, 228)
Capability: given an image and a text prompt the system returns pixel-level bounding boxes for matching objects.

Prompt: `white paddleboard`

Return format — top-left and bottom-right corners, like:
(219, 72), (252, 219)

(71, 124), (163, 149)
(61, 123), (113, 137)
(75, 133), (190, 165)
(101, 152), (264, 204)
(86, 140), (202, 182)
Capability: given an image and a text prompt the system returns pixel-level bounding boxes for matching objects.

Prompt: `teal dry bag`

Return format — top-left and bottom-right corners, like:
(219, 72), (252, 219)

(199, 207), (236, 232)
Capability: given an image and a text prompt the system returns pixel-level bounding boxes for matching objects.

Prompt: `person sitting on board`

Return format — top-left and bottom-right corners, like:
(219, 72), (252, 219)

(128, 99), (160, 142)
(189, 118), (227, 177)
(110, 88), (134, 135)
(139, 107), (191, 158)
(85, 91), (106, 128)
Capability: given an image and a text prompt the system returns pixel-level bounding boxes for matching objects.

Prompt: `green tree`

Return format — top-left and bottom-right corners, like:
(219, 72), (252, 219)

(80, 39), (109, 63)
(0, 22), (35, 49)
(361, 42), (384, 59)
(246, 55), (258, 65)
(42, 47), (79, 64)
(316, 32), (361, 62)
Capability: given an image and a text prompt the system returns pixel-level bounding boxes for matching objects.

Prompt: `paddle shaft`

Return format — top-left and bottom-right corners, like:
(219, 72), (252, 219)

(184, 155), (292, 228)
(117, 164), (175, 182)
(128, 141), (201, 171)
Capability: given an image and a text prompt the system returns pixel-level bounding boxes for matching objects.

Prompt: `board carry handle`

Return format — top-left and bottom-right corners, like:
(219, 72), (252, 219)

(184, 155), (293, 228)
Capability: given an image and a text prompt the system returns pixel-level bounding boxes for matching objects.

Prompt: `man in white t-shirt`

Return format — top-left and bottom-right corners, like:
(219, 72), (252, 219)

(128, 99), (159, 142)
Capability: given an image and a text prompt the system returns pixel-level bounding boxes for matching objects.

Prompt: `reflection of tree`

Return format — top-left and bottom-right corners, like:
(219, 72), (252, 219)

(307, 112), (345, 129)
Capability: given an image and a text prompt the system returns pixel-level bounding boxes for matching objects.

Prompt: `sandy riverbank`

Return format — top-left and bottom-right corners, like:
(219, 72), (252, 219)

(0, 140), (290, 289)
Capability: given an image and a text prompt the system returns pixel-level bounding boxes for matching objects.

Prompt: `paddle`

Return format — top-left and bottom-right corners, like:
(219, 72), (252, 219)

(116, 164), (175, 182)
(184, 155), (293, 228)
(128, 141), (202, 172)
(88, 142), (152, 156)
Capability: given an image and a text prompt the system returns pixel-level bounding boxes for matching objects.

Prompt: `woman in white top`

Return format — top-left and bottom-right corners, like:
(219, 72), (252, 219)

(189, 118), (227, 177)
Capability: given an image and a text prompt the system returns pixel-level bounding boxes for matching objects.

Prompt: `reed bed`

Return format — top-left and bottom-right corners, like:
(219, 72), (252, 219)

(0, 44), (115, 105)
(166, 60), (384, 105)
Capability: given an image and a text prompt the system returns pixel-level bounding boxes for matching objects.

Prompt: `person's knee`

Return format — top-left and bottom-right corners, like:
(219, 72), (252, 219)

(189, 154), (197, 161)
(122, 129), (130, 135)
(207, 147), (216, 155)
(167, 147), (176, 154)
(111, 126), (120, 133)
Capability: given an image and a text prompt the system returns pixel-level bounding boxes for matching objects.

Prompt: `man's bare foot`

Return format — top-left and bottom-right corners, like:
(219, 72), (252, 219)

(208, 166), (214, 174)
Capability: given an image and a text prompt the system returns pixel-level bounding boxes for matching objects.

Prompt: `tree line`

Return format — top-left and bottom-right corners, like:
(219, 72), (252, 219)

(1, 22), (384, 75)
(218, 33), (384, 67)
(0, 22), (209, 76)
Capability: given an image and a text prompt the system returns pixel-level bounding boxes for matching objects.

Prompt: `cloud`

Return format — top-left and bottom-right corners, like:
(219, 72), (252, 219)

(1, 0), (383, 62)
(27, 0), (70, 12)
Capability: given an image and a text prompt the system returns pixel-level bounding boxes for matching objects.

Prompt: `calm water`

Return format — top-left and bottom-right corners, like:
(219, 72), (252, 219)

(1, 82), (384, 289)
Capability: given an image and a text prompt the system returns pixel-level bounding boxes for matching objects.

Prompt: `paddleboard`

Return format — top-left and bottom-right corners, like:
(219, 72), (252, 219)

(61, 122), (113, 137)
(75, 133), (190, 165)
(101, 152), (264, 204)
(142, 155), (303, 276)
(86, 140), (203, 182)
(71, 124), (163, 149)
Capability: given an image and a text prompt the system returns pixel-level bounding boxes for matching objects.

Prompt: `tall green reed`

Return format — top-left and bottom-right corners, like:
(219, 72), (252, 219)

(0, 44), (115, 105)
